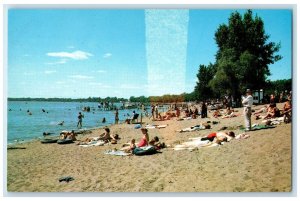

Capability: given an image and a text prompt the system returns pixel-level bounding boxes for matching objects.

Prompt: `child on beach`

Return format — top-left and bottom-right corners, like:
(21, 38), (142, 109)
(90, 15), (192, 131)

(123, 139), (136, 153)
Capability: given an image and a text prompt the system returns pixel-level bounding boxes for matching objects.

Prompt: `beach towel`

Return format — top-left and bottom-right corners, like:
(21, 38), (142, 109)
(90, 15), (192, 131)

(145, 124), (168, 129)
(176, 125), (204, 132)
(262, 117), (284, 125)
(173, 139), (217, 151)
(156, 125), (167, 129)
(240, 124), (276, 131)
(79, 140), (105, 147)
(104, 150), (131, 156)
(173, 140), (218, 151)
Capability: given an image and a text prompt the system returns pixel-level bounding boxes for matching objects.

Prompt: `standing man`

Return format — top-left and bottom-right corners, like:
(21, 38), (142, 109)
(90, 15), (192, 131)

(77, 112), (84, 128)
(115, 108), (119, 124)
(155, 104), (159, 119)
(242, 89), (253, 131)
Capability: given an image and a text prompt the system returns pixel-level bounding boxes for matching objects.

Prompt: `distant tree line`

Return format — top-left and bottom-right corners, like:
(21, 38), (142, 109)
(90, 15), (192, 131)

(8, 78), (290, 104)
(8, 97), (128, 103)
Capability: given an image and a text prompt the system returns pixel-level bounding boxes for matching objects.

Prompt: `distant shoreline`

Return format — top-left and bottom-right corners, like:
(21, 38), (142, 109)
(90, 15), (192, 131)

(7, 98), (128, 102)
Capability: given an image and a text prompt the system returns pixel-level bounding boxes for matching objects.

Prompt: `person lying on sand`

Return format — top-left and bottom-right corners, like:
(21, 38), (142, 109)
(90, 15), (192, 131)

(200, 131), (235, 144)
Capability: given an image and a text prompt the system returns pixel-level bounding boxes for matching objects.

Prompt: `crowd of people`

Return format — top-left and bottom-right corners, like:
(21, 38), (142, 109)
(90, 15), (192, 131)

(43, 88), (292, 156)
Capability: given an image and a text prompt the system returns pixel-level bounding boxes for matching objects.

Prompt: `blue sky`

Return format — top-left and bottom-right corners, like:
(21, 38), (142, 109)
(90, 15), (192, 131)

(7, 9), (292, 98)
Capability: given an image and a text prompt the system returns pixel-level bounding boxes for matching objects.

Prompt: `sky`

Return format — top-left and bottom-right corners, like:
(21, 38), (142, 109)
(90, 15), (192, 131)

(7, 9), (292, 99)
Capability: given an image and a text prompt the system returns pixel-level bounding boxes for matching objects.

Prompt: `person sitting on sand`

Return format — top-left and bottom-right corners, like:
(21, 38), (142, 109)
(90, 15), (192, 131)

(123, 139), (137, 153)
(98, 128), (117, 142)
(212, 109), (221, 118)
(282, 99), (292, 123)
(156, 113), (171, 121)
(200, 131), (235, 144)
(262, 103), (280, 120)
(184, 108), (191, 118)
(76, 128), (116, 145)
(149, 136), (165, 150)
(221, 107), (236, 118)
(137, 128), (149, 147)
(60, 130), (77, 141)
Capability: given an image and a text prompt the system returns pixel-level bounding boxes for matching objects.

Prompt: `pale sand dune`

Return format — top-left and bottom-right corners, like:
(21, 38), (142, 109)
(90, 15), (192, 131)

(7, 104), (292, 192)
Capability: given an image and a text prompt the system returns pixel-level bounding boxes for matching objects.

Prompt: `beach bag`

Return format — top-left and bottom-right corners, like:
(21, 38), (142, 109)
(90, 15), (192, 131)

(134, 124), (142, 129)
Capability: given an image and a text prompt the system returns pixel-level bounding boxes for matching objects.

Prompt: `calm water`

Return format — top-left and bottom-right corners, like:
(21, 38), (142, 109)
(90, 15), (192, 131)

(7, 101), (147, 144)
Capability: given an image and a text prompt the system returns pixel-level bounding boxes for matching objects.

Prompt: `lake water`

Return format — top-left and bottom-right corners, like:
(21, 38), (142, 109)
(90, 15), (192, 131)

(7, 101), (150, 144)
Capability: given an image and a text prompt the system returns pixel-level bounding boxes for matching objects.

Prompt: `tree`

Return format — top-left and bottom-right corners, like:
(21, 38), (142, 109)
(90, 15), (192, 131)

(194, 63), (216, 101)
(211, 10), (282, 99)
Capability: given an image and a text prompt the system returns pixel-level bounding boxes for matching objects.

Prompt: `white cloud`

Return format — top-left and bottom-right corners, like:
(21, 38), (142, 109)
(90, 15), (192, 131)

(56, 81), (66, 84)
(44, 70), (57, 74)
(68, 75), (94, 79)
(45, 59), (67, 65)
(47, 50), (93, 60)
(103, 53), (112, 58)
(97, 70), (107, 73)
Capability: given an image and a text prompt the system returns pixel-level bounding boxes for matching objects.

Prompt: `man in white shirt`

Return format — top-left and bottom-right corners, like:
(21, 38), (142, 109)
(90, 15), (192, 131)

(242, 89), (253, 131)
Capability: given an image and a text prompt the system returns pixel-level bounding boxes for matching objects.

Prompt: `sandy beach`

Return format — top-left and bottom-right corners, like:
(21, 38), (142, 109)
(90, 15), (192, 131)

(6, 103), (292, 192)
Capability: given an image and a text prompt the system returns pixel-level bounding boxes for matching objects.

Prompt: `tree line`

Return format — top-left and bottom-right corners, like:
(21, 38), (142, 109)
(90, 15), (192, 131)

(8, 77), (290, 104)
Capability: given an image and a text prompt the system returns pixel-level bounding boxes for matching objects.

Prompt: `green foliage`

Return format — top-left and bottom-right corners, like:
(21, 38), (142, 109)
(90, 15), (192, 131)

(195, 9), (283, 100)
(194, 63), (216, 101)
(129, 96), (150, 103)
(265, 79), (292, 95)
